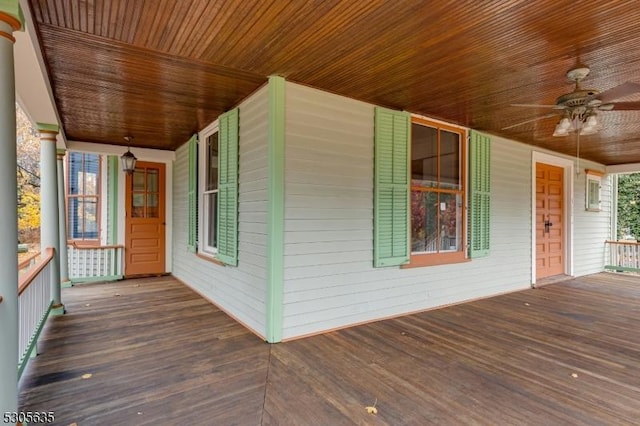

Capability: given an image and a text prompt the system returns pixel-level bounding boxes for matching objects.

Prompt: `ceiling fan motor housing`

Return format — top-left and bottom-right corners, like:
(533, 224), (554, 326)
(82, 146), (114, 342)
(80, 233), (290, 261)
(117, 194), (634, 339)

(556, 89), (600, 108)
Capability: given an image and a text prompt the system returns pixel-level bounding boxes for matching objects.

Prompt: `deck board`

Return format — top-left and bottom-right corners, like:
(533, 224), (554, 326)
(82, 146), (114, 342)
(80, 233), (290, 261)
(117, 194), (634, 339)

(19, 273), (640, 425)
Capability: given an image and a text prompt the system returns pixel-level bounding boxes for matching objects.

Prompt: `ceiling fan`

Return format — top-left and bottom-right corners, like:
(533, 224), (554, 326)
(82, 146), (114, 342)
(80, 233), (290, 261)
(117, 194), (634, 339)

(503, 66), (640, 136)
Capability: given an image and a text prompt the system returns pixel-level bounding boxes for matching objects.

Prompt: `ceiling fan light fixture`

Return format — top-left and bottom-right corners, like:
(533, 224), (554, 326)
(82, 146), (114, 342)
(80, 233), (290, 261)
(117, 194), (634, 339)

(553, 123), (569, 137)
(558, 117), (572, 131)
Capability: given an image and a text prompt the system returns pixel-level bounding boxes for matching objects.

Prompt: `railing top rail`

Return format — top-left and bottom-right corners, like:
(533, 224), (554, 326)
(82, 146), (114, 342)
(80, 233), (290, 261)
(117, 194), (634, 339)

(18, 251), (41, 270)
(68, 242), (125, 250)
(605, 240), (640, 246)
(18, 247), (55, 296)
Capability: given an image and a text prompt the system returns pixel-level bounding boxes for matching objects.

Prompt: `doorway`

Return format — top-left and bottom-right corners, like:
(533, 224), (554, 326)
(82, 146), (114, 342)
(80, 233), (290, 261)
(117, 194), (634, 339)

(535, 163), (565, 279)
(125, 161), (166, 276)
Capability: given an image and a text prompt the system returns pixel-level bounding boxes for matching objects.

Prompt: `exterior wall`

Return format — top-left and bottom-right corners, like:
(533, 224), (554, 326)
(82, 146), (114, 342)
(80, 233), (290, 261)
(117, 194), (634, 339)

(281, 82), (612, 339)
(573, 169), (612, 276)
(172, 86), (269, 338)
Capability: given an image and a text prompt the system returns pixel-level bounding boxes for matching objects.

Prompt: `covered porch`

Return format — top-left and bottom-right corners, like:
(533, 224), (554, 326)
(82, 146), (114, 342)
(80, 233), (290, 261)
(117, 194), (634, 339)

(19, 272), (640, 424)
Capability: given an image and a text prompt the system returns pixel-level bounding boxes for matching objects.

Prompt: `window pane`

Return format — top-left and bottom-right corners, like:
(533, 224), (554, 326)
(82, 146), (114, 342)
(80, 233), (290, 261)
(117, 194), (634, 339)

(205, 192), (218, 249)
(411, 190), (438, 253)
(440, 130), (460, 189)
(147, 194), (159, 218)
(132, 194), (145, 217)
(133, 170), (145, 191)
(207, 132), (219, 191)
(83, 155), (100, 195)
(83, 198), (98, 238)
(68, 198), (80, 238)
(411, 124), (438, 187)
(147, 169), (158, 192)
(68, 152), (83, 195)
(439, 193), (462, 251)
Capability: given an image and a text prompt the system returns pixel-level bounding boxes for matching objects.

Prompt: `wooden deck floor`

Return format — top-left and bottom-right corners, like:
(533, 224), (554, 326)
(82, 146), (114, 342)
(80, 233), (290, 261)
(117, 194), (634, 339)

(19, 273), (640, 425)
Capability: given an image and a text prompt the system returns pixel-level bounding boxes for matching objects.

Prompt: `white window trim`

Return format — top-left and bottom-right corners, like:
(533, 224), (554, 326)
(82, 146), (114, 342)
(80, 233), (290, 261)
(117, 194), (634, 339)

(585, 170), (603, 212)
(198, 120), (219, 257)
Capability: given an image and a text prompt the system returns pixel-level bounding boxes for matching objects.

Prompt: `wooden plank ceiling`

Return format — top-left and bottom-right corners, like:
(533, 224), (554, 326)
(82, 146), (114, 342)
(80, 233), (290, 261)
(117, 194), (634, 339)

(28, 0), (640, 165)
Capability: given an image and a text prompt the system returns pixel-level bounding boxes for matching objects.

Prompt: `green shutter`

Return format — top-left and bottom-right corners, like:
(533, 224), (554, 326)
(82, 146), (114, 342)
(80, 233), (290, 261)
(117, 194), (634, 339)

(374, 107), (410, 267)
(106, 156), (118, 245)
(469, 130), (491, 257)
(187, 134), (198, 252)
(217, 108), (239, 266)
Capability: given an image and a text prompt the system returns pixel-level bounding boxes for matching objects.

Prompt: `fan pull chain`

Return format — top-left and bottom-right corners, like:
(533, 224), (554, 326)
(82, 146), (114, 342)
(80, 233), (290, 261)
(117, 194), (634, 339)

(576, 130), (581, 175)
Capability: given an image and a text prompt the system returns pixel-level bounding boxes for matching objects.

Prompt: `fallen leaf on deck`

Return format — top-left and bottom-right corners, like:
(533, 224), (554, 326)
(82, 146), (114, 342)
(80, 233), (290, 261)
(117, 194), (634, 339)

(571, 373), (578, 378)
(366, 398), (378, 415)
(137, 412), (143, 415)
(85, 304), (91, 307)
(524, 303), (530, 306)
(81, 373), (93, 379)
(69, 423), (78, 426)
(115, 293), (121, 296)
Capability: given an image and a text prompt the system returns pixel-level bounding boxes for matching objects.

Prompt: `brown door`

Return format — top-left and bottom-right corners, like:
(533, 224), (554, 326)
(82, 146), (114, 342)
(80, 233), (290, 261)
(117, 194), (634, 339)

(125, 161), (166, 276)
(535, 163), (564, 279)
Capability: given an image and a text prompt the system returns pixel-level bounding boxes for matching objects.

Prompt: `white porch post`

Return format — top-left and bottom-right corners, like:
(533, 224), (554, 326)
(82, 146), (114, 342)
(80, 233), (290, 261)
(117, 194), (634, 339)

(57, 149), (70, 287)
(38, 124), (64, 314)
(0, 2), (23, 415)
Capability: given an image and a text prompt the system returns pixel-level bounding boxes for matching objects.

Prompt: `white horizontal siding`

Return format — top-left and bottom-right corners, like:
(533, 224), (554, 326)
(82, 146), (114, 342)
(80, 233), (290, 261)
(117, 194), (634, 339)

(573, 165), (611, 276)
(281, 82), (611, 340)
(172, 85), (268, 338)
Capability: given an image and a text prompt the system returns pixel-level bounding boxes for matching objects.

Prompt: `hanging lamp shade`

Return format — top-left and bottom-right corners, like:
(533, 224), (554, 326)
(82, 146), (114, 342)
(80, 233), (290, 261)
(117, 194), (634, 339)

(121, 136), (137, 173)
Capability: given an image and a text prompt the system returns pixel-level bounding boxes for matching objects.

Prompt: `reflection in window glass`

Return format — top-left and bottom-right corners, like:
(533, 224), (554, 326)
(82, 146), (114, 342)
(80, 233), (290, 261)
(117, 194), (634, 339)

(411, 124), (438, 187)
(440, 130), (460, 189)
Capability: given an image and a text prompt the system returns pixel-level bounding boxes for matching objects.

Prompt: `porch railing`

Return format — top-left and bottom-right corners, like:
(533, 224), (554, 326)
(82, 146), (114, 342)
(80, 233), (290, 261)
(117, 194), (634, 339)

(18, 251), (41, 275)
(68, 243), (124, 283)
(605, 240), (640, 273)
(18, 247), (54, 378)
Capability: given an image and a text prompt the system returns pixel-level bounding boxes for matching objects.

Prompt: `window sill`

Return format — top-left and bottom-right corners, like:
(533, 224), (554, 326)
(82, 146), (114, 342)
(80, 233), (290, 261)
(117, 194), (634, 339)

(196, 252), (226, 267)
(401, 251), (470, 268)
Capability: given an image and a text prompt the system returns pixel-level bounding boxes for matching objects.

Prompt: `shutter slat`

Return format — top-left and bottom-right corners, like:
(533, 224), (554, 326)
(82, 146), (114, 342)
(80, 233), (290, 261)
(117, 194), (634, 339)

(217, 108), (239, 266)
(469, 131), (491, 257)
(374, 107), (410, 267)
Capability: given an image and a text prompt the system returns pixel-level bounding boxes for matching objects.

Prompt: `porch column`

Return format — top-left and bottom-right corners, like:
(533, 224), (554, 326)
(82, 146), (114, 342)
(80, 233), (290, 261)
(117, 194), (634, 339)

(38, 124), (63, 314)
(57, 149), (70, 287)
(0, 2), (23, 415)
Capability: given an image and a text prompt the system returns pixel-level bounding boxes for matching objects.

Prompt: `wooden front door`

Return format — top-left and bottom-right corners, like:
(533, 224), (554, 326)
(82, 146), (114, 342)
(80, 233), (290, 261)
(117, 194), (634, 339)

(535, 163), (564, 279)
(125, 161), (166, 276)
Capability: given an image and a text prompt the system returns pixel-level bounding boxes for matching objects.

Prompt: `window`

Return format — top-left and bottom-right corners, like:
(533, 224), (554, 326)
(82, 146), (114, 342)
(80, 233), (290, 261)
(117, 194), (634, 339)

(374, 108), (489, 268)
(200, 127), (219, 254)
(197, 109), (239, 265)
(67, 152), (101, 241)
(410, 118), (466, 265)
(585, 169), (603, 211)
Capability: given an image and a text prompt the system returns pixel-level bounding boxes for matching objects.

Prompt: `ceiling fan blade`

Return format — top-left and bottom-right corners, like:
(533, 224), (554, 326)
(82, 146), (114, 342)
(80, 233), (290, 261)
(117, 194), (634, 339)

(511, 103), (563, 109)
(501, 113), (558, 130)
(595, 81), (640, 103)
(608, 101), (640, 110)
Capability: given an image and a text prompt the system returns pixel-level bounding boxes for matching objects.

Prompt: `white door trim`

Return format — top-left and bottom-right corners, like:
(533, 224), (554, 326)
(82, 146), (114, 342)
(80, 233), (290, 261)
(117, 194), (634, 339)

(531, 151), (574, 285)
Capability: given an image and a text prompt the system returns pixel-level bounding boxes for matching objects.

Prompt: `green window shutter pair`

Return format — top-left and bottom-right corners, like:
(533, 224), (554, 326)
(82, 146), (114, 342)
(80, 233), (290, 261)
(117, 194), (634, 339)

(469, 130), (491, 258)
(374, 107), (411, 267)
(187, 134), (198, 252)
(217, 108), (240, 266)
